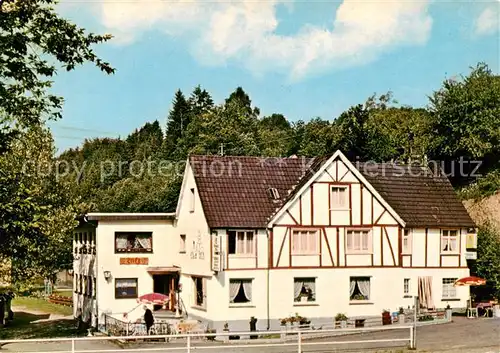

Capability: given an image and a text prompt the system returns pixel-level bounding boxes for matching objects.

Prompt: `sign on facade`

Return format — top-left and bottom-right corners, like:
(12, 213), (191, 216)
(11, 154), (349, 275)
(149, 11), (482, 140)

(120, 257), (149, 265)
(211, 233), (222, 272)
(466, 233), (477, 249)
(190, 231), (205, 260)
(464, 251), (477, 260)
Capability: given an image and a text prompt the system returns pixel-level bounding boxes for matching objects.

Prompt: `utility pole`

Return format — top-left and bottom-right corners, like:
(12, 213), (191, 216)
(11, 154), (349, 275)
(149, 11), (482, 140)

(219, 143), (224, 156)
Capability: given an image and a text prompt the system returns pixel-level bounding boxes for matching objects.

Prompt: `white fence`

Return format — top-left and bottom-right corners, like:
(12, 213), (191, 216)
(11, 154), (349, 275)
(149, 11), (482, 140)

(0, 325), (415, 353)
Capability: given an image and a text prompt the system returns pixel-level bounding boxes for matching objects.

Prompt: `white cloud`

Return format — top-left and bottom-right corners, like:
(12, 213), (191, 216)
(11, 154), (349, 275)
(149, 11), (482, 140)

(93, 0), (432, 79)
(474, 5), (500, 36)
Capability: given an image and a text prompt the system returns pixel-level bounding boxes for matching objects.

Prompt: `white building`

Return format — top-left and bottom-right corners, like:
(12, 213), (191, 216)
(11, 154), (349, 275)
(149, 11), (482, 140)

(73, 150), (477, 332)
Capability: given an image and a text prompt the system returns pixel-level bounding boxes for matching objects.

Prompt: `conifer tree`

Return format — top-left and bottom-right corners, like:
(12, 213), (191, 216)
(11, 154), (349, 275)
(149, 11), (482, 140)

(165, 90), (191, 156)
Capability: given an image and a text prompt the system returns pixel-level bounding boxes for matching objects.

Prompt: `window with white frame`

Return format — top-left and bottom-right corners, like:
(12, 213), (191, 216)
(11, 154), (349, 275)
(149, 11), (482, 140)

(441, 230), (458, 253)
(228, 231), (255, 256)
(189, 188), (195, 212)
(115, 232), (153, 253)
(350, 277), (370, 301)
(179, 234), (186, 253)
(346, 229), (371, 253)
(402, 229), (412, 254)
(404, 278), (410, 295)
(294, 278), (316, 303)
(115, 278), (138, 299)
(229, 279), (252, 304)
(292, 229), (319, 255)
(442, 278), (457, 299)
(330, 186), (348, 209)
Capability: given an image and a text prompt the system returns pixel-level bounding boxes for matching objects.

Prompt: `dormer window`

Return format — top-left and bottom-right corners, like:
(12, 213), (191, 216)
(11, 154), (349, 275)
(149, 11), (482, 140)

(267, 187), (280, 200)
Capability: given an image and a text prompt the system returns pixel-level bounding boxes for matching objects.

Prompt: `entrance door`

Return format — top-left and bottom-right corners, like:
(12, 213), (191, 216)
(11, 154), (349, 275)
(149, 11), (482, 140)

(153, 274), (179, 312)
(153, 275), (170, 295)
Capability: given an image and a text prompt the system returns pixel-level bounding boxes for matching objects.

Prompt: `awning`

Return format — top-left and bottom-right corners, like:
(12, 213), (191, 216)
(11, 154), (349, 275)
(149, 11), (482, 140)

(146, 266), (181, 274)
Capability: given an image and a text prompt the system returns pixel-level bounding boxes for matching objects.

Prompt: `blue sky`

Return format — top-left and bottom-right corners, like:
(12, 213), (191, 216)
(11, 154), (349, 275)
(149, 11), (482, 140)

(50, 0), (499, 153)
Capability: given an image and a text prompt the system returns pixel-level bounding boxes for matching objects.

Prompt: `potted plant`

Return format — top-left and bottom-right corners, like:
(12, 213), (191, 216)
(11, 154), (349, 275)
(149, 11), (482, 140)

(445, 304), (453, 321)
(352, 294), (367, 300)
(298, 315), (310, 328)
(335, 313), (348, 329)
(398, 307), (406, 325)
(382, 310), (392, 325)
(279, 318), (287, 339)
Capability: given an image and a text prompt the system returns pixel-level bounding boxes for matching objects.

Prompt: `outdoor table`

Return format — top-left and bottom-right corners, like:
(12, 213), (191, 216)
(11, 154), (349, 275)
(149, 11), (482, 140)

(476, 303), (493, 317)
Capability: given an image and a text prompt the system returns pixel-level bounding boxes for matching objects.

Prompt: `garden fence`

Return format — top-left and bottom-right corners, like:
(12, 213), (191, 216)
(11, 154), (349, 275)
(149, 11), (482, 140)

(0, 325), (415, 353)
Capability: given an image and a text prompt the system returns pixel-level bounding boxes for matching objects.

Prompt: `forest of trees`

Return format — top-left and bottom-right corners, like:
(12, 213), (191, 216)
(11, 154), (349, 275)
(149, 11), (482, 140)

(58, 63), (500, 214)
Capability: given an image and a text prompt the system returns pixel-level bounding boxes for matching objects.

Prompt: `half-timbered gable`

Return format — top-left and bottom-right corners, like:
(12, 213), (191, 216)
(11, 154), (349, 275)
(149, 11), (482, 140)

(268, 151), (405, 269)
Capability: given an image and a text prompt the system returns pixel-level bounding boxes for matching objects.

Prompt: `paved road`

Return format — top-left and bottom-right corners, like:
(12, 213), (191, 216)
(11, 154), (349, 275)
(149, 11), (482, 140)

(1, 317), (498, 353)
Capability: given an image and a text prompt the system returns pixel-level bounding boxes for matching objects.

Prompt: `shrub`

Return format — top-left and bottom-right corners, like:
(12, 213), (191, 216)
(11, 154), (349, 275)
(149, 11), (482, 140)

(335, 313), (348, 321)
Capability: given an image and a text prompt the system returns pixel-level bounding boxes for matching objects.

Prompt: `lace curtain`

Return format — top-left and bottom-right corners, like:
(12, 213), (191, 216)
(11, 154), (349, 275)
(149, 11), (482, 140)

(242, 281), (252, 302)
(357, 279), (370, 299)
(349, 279), (356, 296)
(135, 235), (151, 250)
(116, 234), (128, 249)
(350, 278), (370, 299)
(229, 281), (241, 303)
(294, 280), (303, 300)
(229, 280), (252, 302)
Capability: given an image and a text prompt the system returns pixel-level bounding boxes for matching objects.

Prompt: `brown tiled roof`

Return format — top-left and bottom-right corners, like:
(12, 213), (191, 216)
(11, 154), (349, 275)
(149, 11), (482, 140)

(190, 155), (475, 229)
(189, 155), (314, 228)
(357, 162), (475, 228)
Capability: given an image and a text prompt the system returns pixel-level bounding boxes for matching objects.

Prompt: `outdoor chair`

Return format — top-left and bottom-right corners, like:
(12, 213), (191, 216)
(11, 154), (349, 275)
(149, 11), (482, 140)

(467, 298), (478, 318)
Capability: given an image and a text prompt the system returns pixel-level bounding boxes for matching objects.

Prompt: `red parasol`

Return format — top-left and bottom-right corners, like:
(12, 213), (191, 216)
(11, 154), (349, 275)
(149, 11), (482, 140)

(453, 276), (487, 286)
(137, 293), (169, 304)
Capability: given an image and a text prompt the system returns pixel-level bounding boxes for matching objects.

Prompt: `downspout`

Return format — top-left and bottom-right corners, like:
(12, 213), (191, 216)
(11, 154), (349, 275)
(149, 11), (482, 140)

(266, 228), (270, 331)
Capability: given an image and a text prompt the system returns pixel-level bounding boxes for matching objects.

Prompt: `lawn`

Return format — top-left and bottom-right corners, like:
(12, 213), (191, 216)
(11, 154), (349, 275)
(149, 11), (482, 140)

(0, 312), (82, 340)
(12, 297), (73, 316)
(0, 297), (81, 341)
